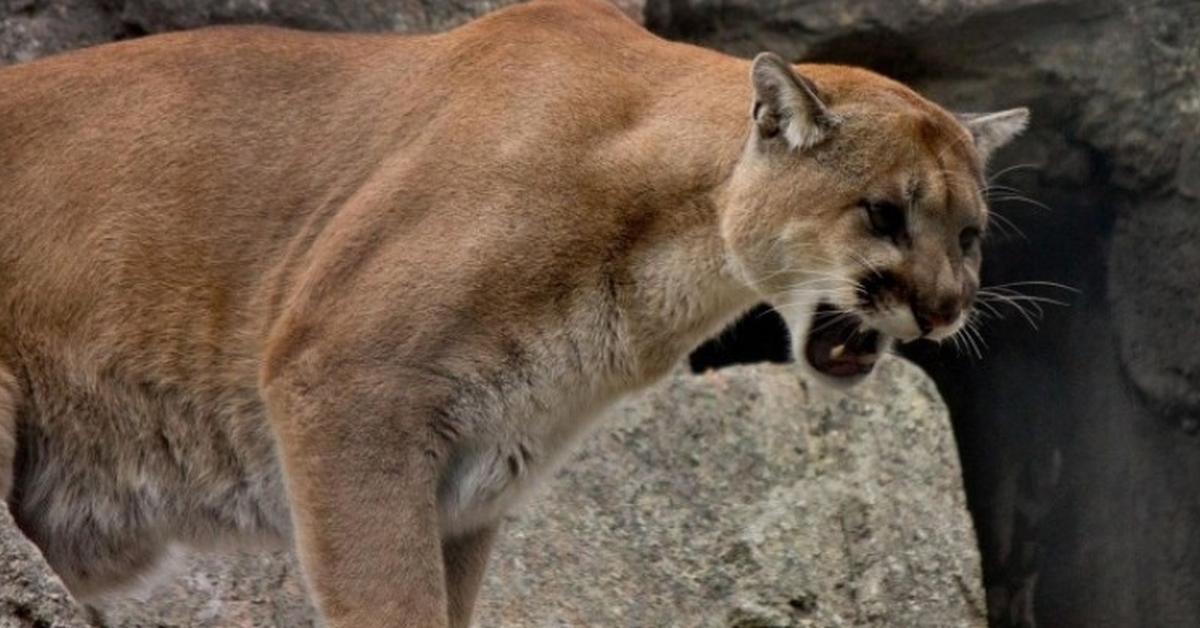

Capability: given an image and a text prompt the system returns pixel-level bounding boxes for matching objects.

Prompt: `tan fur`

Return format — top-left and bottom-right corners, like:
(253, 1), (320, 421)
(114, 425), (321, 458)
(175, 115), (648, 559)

(0, 1), (1024, 626)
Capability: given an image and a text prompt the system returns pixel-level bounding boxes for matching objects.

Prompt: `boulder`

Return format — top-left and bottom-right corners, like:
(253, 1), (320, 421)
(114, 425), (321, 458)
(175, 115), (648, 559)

(0, 359), (984, 627)
(0, 505), (91, 628)
(1, 0), (643, 65)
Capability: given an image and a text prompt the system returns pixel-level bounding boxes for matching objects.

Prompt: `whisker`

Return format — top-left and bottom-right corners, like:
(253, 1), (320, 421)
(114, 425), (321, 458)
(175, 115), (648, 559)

(966, 313), (989, 347)
(980, 295), (1070, 309)
(987, 162), (1040, 182)
(806, 311), (858, 336)
(986, 211), (1028, 241)
(846, 251), (882, 278)
(978, 291), (1070, 308)
(979, 301), (1040, 329)
(972, 298), (1006, 321)
(952, 325), (977, 360)
(956, 313), (986, 360)
(986, 280), (1080, 293)
(950, 331), (964, 357)
(988, 193), (1054, 213)
(966, 328), (985, 360)
(975, 291), (1043, 327)
(976, 292), (1046, 318)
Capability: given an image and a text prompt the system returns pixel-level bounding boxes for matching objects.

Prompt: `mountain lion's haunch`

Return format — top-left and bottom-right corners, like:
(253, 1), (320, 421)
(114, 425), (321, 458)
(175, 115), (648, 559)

(0, 1), (1026, 626)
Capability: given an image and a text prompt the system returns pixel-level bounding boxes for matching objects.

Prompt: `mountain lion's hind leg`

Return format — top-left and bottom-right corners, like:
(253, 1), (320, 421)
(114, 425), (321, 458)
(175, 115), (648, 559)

(265, 374), (451, 628)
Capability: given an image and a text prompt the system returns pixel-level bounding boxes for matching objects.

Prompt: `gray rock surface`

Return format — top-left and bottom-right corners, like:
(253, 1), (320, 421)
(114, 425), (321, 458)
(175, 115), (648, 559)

(72, 359), (980, 627)
(479, 359), (984, 627)
(1, 0), (642, 64)
(0, 0), (123, 64)
(0, 505), (90, 628)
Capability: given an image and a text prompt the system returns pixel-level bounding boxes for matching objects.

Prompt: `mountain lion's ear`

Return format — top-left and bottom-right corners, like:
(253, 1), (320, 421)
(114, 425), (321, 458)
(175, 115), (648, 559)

(750, 52), (838, 151)
(957, 108), (1030, 164)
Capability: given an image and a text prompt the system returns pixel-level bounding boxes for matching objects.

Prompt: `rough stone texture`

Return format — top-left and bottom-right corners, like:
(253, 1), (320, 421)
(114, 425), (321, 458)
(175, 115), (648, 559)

(648, 1), (1200, 626)
(1, 0), (642, 64)
(95, 550), (316, 628)
(66, 359), (980, 627)
(115, 0), (514, 34)
(0, 505), (91, 628)
(0, 0), (124, 64)
(478, 359), (983, 627)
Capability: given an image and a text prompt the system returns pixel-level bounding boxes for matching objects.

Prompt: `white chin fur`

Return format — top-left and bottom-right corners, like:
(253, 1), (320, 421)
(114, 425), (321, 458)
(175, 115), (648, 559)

(868, 306), (922, 343)
(776, 298), (817, 365)
(926, 315), (966, 342)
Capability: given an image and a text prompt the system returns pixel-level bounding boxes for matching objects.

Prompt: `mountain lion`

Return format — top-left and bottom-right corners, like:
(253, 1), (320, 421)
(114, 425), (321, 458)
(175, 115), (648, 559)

(0, 0), (1026, 626)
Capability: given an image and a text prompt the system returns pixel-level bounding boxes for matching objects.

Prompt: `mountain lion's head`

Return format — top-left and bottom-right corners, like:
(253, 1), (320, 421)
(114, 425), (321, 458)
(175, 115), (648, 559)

(720, 53), (1028, 387)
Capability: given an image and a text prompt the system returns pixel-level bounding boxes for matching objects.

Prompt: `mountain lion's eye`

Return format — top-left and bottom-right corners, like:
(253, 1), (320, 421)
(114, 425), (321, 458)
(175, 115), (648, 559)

(960, 226), (981, 253)
(860, 200), (906, 242)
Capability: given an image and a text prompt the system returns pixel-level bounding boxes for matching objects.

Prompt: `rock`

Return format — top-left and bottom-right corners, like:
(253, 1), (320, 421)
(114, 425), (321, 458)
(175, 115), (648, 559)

(0, 0), (124, 64)
(476, 359), (984, 627)
(0, 505), (91, 628)
(40, 359), (983, 627)
(1111, 196), (1200, 421)
(114, 0), (520, 35)
(1, 1), (644, 65)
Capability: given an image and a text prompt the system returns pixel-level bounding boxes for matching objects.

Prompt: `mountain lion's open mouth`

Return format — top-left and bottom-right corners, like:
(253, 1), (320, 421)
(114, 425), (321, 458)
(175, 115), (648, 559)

(803, 302), (882, 379)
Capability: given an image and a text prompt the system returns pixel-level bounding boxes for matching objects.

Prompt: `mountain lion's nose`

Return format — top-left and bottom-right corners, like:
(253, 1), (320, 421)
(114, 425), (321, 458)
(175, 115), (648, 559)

(912, 297), (960, 336)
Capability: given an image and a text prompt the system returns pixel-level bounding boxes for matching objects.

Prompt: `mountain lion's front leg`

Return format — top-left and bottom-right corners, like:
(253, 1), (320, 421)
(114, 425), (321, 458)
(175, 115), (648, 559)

(444, 525), (498, 628)
(0, 360), (18, 502)
(266, 377), (450, 628)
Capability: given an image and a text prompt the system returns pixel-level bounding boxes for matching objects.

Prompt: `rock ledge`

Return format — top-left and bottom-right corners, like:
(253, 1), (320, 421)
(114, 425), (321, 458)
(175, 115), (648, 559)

(2, 359), (984, 627)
